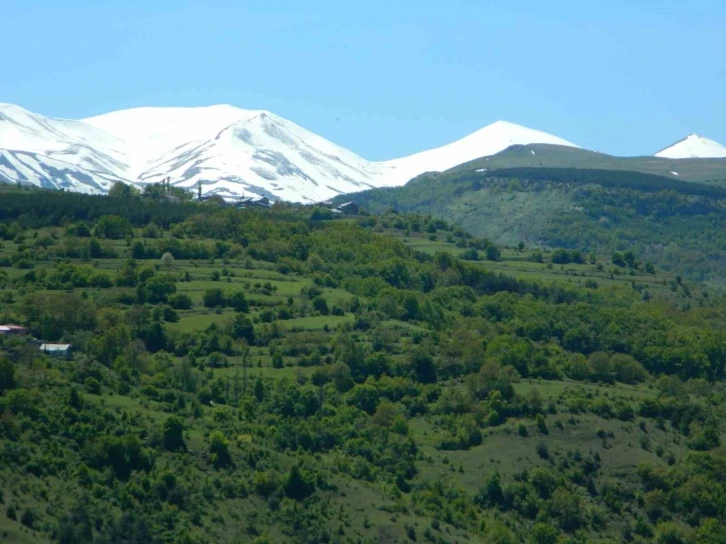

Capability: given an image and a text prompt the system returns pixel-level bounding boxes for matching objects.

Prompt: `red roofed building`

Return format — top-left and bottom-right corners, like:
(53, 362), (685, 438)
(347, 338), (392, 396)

(0, 324), (28, 336)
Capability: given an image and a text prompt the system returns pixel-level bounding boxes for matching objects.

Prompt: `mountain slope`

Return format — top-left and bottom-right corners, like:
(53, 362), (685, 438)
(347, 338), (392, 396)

(84, 105), (387, 202)
(450, 144), (726, 185)
(655, 133), (726, 159)
(0, 103), (129, 192)
(376, 120), (579, 185)
(335, 155), (726, 287)
(1, 103), (580, 201)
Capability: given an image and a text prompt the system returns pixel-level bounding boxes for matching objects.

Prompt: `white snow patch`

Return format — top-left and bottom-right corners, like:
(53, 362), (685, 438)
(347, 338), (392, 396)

(531, 150), (536, 155)
(670, 171), (679, 176)
(655, 134), (726, 159)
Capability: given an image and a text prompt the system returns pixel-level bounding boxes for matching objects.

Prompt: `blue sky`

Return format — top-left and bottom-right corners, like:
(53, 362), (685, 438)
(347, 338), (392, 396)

(3, 1), (725, 160)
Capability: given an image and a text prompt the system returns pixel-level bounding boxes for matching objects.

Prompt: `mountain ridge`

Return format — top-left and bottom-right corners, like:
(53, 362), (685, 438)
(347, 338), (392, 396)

(0, 103), (580, 201)
(3, 102), (726, 201)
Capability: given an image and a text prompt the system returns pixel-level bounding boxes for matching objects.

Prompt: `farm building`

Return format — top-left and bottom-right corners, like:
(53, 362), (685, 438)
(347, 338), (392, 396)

(39, 343), (72, 358)
(0, 324), (28, 336)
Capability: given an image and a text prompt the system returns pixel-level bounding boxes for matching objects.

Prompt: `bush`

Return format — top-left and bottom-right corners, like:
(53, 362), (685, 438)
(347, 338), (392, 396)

(203, 288), (225, 308)
(84, 377), (102, 395)
(536, 441), (550, 459)
(20, 508), (35, 529)
(312, 296), (329, 315)
(169, 293), (193, 310)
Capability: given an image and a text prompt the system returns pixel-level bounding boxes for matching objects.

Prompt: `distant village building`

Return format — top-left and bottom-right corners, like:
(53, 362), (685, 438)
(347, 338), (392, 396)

(39, 343), (72, 358)
(0, 324), (27, 336)
(234, 196), (271, 209)
(337, 202), (359, 215)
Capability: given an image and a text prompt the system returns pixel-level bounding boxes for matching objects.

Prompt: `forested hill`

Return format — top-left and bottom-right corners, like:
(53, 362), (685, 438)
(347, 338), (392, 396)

(451, 144), (726, 185)
(1, 184), (725, 543)
(337, 165), (726, 289)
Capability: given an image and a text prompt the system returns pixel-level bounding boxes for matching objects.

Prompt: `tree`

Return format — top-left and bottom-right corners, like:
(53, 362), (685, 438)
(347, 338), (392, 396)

(162, 416), (186, 452)
(529, 523), (560, 544)
(169, 293), (193, 310)
(612, 252), (626, 267)
(228, 291), (249, 312)
(109, 181), (137, 199)
(282, 464), (315, 500)
(232, 313), (255, 344)
(0, 357), (16, 393)
(161, 252), (174, 269)
(208, 431), (231, 468)
(67, 221), (91, 237)
(203, 288), (225, 308)
(536, 413), (549, 435)
(93, 215), (133, 239)
(486, 244), (501, 261)
(144, 274), (176, 303)
(409, 347), (436, 384)
(312, 296), (329, 315)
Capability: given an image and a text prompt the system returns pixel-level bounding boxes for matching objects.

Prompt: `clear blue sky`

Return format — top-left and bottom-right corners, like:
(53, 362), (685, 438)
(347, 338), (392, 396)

(3, 1), (725, 160)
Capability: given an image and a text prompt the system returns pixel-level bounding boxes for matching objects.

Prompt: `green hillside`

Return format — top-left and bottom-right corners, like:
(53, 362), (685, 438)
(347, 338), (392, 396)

(339, 164), (726, 290)
(451, 144), (726, 185)
(1, 185), (726, 544)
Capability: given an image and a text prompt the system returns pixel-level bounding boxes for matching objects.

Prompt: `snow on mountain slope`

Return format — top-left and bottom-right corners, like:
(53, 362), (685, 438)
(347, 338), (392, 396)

(655, 134), (726, 159)
(84, 105), (384, 202)
(377, 120), (580, 185)
(1, 103), (581, 201)
(0, 103), (129, 192)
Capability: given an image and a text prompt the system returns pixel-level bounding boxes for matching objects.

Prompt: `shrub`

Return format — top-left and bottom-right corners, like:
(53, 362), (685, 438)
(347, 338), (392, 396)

(84, 377), (101, 395)
(536, 441), (550, 459)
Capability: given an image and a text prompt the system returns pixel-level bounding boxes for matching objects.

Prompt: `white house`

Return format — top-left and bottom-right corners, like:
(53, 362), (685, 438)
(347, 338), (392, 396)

(39, 343), (72, 358)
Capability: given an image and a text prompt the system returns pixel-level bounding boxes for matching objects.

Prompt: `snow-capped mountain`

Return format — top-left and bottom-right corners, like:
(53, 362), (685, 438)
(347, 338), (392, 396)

(0, 103), (580, 201)
(655, 134), (726, 159)
(378, 120), (579, 184)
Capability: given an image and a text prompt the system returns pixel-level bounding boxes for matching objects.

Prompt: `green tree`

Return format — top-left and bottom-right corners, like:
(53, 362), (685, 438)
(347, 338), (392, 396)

(312, 296), (329, 315)
(144, 274), (176, 303)
(227, 291), (248, 312)
(536, 413), (549, 435)
(162, 416), (186, 452)
(529, 523), (560, 544)
(93, 215), (133, 239)
(209, 431), (231, 468)
(612, 252), (626, 267)
(203, 288), (225, 308)
(232, 313), (255, 344)
(0, 357), (16, 393)
(108, 181), (137, 199)
(282, 464), (315, 500)
(486, 244), (502, 261)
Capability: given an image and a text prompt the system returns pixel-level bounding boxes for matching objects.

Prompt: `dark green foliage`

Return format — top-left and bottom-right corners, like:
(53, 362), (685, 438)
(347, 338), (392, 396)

(209, 431), (232, 468)
(0, 357), (15, 393)
(282, 464), (315, 500)
(232, 313), (255, 344)
(162, 416), (186, 452)
(203, 288), (225, 308)
(227, 290), (249, 312)
(93, 215), (134, 239)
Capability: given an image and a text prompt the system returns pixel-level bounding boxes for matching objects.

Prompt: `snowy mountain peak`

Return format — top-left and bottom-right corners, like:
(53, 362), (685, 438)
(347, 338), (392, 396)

(655, 133), (726, 159)
(1, 103), (580, 201)
(377, 119), (579, 184)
